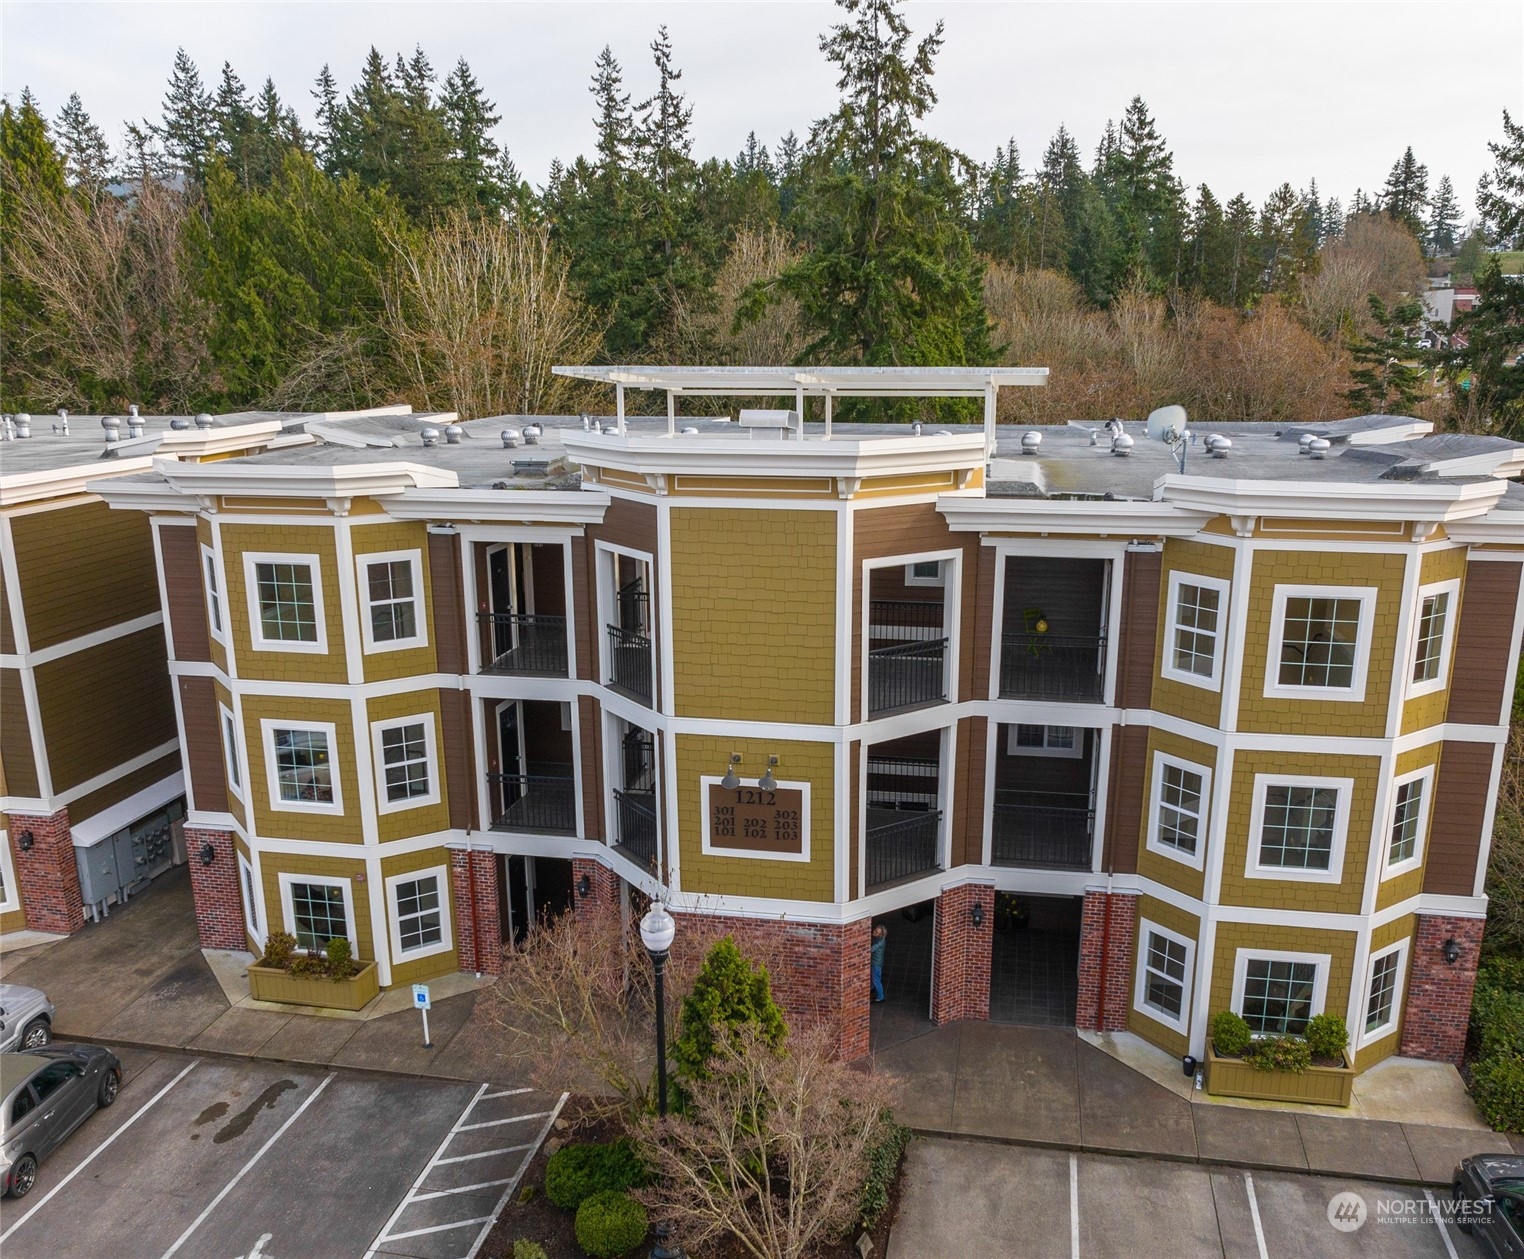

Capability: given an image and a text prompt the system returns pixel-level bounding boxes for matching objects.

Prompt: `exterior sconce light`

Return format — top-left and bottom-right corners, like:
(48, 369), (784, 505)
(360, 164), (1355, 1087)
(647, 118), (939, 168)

(721, 754), (742, 790)
(970, 901), (984, 928)
(16, 829), (35, 853)
(1442, 937), (1461, 965)
(758, 755), (780, 792)
(576, 874), (591, 899)
(198, 841), (217, 867)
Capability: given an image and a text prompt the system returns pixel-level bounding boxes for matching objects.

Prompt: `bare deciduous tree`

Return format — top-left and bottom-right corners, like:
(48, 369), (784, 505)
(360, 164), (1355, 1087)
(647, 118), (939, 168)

(666, 224), (808, 367)
(635, 1025), (896, 1259)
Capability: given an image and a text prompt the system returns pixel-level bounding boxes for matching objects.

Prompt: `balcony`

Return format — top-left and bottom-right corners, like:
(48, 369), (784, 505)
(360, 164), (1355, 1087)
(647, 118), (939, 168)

(488, 768), (577, 835)
(478, 613), (568, 676)
(866, 809), (942, 889)
(612, 788), (658, 868)
(864, 746), (943, 890)
(991, 790), (1094, 869)
(999, 556), (1109, 703)
(999, 632), (1106, 702)
(606, 624), (653, 704)
(868, 599), (948, 716)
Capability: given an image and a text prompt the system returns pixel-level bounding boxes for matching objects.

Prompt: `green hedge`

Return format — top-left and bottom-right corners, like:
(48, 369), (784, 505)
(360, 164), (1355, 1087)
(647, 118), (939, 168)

(545, 1140), (647, 1211)
(574, 1190), (648, 1258)
(858, 1113), (912, 1230)
(1470, 958), (1524, 1132)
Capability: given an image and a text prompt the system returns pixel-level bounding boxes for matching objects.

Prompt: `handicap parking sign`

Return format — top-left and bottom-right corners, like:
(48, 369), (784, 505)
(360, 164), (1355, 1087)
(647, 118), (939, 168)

(412, 983), (431, 1010)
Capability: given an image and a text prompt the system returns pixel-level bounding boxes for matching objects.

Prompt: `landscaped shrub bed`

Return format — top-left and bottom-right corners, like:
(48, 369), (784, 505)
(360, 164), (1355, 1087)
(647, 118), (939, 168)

(1468, 957), (1524, 1132)
(1209, 1010), (1349, 1072)
(256, 930), (362, 981)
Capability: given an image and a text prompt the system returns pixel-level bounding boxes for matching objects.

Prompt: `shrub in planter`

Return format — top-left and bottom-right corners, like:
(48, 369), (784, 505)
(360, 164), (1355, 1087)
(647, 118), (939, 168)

(546, 1140), (647, 1211)
(260, 931), (296, 970)
(1248, 1035), (1312, 1074)
(1211, 1011), (1252, 1058)
(1304, 1014), (1349, 1063)
(326, 936), (355, 975)
(574, 1190), (648, 1259)
(1470, 1053), (1524, 1133)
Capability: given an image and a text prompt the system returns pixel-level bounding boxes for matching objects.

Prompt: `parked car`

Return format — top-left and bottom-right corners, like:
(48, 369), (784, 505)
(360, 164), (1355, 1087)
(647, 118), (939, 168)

(0, 985), (54, 1053)
(1, 1045), (122, 1198)
(1453, 1154), (1524, 1256)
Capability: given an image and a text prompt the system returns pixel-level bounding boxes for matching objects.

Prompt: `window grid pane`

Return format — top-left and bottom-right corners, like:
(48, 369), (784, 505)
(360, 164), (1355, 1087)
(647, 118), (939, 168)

(367, 560), (417, 643)
(1172, 583), (1221, 677)
(205, 554), (222, 633)
(1277, 596), (1362, 688)
(1365, 952), (1400, 1032)
(395, 876), (442, 952)
(274, 729), (333, 803)
(223, 714), (241, 789)
(1412, 593), (1449, 683)
(256, 562), (317, 642)
(1157, 763), (1204, 855)
(1144, 932), (1187, 1019)
(290, 882), (347, 952)
(1388, 779), (1424, 865)
(1242, 959), (1317, 1035)
(1259, 784), (1338, 870)
(382, 723), (430, 802)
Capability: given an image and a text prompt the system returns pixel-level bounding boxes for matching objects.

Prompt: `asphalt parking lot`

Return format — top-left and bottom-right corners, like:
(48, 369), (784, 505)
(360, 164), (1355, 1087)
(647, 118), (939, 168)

(889, 1138), (1490, 1258)
(0, 1046), (563, 1259)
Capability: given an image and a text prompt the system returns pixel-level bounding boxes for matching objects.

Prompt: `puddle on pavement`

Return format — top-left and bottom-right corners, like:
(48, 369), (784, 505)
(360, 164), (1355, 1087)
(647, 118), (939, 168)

(213, 1080), (298, 1144)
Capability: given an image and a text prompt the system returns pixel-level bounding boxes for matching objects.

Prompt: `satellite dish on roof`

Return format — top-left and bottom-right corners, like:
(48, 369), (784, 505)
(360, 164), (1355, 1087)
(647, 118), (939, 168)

(1146, 405), (1188, 442)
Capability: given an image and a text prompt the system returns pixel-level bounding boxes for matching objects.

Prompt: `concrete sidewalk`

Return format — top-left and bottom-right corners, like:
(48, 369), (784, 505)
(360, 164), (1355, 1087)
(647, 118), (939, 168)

(873, 1021), (1523, 1186)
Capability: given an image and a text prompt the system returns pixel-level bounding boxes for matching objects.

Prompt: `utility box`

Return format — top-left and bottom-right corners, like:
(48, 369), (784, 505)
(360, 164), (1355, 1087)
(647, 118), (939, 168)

(76, 836), (122, 918)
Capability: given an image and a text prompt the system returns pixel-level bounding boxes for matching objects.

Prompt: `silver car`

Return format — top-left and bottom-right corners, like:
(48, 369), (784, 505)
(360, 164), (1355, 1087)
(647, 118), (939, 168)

(1, 1045), (121, 1198)
(0, 984), (54, 1052)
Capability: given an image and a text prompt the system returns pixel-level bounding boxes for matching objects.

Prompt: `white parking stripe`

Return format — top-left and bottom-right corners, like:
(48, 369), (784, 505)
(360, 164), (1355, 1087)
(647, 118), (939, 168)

(159, 1073), (333, 1259)
(1069, 1153), (1079, 1259)
(435, 1143), (535, 1166)
(411, 1177), (515, 1201)
(1243, 1174), (1269, 1259)
(0, 1059), (199, 1244)
(1426, 1189), (1461, 1259)
(479, 1087), (533, 1100)
(454, 1111), (552, 1131)
(378, 1216), (492, 1243)
(462, 1093), (568, 1259)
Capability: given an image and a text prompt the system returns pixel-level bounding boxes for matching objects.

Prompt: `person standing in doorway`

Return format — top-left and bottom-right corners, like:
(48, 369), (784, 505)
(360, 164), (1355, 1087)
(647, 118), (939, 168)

(871, 924), (888, 1003)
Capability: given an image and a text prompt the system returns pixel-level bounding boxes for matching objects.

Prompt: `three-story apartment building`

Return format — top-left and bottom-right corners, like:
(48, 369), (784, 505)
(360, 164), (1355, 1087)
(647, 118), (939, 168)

(93, 368), (1524, 1073)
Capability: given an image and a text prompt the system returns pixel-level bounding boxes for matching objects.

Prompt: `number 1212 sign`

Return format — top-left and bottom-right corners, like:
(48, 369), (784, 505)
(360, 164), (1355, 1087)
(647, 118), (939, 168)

(706, 783), (805, 856)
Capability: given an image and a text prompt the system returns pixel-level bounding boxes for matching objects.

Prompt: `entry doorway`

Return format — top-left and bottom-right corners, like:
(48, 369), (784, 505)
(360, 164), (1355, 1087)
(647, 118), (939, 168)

(989, 893), (1082, 1026)
(870, 899), (935, 1051)
(498, 855), (576, 946)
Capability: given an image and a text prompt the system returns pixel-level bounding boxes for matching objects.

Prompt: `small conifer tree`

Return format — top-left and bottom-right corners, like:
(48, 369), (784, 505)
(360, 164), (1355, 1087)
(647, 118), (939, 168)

(670, 936), (787, 1103)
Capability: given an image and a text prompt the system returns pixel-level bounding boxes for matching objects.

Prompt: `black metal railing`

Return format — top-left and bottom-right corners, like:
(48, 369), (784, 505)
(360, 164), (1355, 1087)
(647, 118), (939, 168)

(865, 757), (940, 810)
(868, 640), (949, 715)
(478, 613), (568, 675)
(606, 624), (653, 704)
(990, 790), (1094, 869)
(870, 599), (944, 635)
(998, 632), (1106, 703)
(613, 788), (658, 867)
(865, 809), (942, 889)
(488, 769), (577, 834)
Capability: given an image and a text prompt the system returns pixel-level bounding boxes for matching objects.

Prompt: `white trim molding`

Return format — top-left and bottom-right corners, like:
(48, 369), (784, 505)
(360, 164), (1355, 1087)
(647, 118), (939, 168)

(1264, 583), (1377, 703)
(238, 851), (263, 950)
(277, 871), (359, 954)
(243, 551), (329, 655)
(370, 712), (442, 815)
(261, 718), (344, 816)
(1161, 571), (1231, 691)
(0, 827), (21, 916)
(1381, 764), (1435, 880)
(220, 703), (244, 802)
(1230, 947), (1332, 1034)
(201, 544), (226, 644)
(1359, 936), (1411, 1048)
(384, 864), (454, 962)
(698, 776), (812, 863)
(1406, 577), (1461, 699)
(355, 548), (428, 653)
(1145, 751), (1212, 871)
(1134, 917), (1197, 1035)
(1245, 773), (1354, 885)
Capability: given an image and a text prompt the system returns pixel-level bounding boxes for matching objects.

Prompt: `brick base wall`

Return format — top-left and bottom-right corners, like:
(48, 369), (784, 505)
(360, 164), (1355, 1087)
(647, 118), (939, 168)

(572, 858), (624, 917)
(9, 808), (83, 935)
(931, 883), (993, 1024)
(452, 849), (503, 976)
(1399, 914), (1484, 1065)
(185, 827), (244, 950)
(1075, 889), (1137, 1032)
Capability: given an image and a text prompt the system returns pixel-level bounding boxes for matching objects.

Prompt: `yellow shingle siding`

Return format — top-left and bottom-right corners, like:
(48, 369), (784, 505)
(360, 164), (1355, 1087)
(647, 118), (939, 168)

(365, 690), (451, 842)
(1152, 538), (1235, 728)
(1126, 896), (1201, 1057)
(1134, 729), (1217, 900)
(669, 507), (837, 724)
(380, 846), (460, 985)
(260, 850), (375, 961)
(221, 522), (349, 685)
(1208, 921), (1357, 1029)
(240, 694), (363, 844)
(1401, 547), (1468, 735)
(352, 520), (440, 684)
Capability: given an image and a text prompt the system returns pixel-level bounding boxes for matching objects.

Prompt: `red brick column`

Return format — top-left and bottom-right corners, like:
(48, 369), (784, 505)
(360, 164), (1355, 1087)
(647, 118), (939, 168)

(185, 827), (244, 950)
(1075, 889), (1137, 1032)
(8, 808), (83, 935)
(451, 849), (503, 976)
(1399, 914), (1485, 1065)
(931, 883), (993, 1025)
(572, 858), (624, 918)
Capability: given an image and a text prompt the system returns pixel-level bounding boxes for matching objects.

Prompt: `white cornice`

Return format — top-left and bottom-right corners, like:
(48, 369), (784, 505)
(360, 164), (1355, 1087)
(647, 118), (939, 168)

(0, 457), (159, 507)
(1157, 474), (1509, 522)
(153, 458), (458, 501)
(938, 494), (1210, 537)
(1443, 511), (1524, 545)
(386, 485), (611, 525)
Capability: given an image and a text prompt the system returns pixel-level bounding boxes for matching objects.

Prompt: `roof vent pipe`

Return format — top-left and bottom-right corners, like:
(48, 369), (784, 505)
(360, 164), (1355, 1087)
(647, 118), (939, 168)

(523, 426), (539, 446)
(129, 403), (139, 417)
(170, 417), (191, 431)
(1206, 434), (1231, 458)
(1111, 432), (1134, 457)
(444, 424), (463, 445)
(420, 426), (440, 448)
(101, 416), (120, 444)
(912, 421), (923, 437)
(14, 412), (31, 438)
(58, 408), (69, 435)
(1298, 433), (1315, 454)
(195, 412), (213, 430)
(1307, 437), (1330, 460)
(501, 429), (521, 449)
(2, 416), (13, 441)
(581, 413), (591, 432)
(1021, 430), (1042, 455)
(127, 414), (145, 439)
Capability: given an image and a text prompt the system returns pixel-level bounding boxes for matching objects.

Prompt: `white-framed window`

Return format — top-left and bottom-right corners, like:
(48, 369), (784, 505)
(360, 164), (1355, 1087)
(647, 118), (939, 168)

(237, 852), (262, 947)
(1146, 753), (1211, 868)
(370, 713), (440, 813)
(202, 545), (224, 641)
(385, 865), (453, 961)
(904, 559), (945, 587)
(1134, 919), (1195, 1033)
(1232, 950), (1329, 1037)
(261, 720), (343, 814)
(220, 704), (244, 800)
(1007, 724), (1082, 758)
(1247, 774), (1352, 883)
(1409, 579), (1460, 695)
(1384, 765), (1434, 877)
(1265, 585), (1376, 701)
(278, 872), (356, 954)
(243, 552), (327, 653)
(1361, 938), (1409, 1045)
(1162, 572), (1229, 690)
(358, 550), (427, 652)
(0, 828), (21, 916)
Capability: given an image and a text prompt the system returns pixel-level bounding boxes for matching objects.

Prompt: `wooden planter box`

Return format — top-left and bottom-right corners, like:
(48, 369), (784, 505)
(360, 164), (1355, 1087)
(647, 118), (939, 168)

(1205, 1044), (1355, 1107)
(248, 960), (380, 1011)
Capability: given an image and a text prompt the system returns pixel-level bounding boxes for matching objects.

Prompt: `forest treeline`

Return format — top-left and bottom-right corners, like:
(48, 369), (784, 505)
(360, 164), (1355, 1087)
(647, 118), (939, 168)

(2, 0), (1521, 431)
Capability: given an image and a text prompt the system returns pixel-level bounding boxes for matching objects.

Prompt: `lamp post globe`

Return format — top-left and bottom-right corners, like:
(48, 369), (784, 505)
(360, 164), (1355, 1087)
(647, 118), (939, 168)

(640, 901), (676, 958)
(640, 901), (677, 1118)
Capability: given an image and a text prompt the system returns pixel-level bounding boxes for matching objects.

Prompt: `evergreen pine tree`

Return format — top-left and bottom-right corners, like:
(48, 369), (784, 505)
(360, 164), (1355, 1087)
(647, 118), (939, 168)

(1426, 175), (1460, 256)
(734, 131), (773, 179)
(1476, 109), (1524, 248)
(774, 129), (805, 219)
(1033, 124), (1082, 273)
(157, 47), (215, 181)
(975, 137), (1031, 263)
(312, 64), (341, 172)
(1380, 146), (1429, 238)
(1446, 259), (1524, 436)
(1259, 182), (1315, 298)
(1092, 96), (1183, 295)
(1223, 193), (1260, 308)
(440, 57), (505, 214)
(1343, 294), (1427, 413)
(670, 936), (787, 1103)
(1454, 230), (1486, 282)
(1322, 195), (1344, 241)
(590, 45), (634, 171)
(54, 92), (112, 193)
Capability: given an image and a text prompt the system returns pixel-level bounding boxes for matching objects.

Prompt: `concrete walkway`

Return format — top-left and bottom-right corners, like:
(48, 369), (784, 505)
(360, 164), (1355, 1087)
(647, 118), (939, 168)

(872, 1021), (1522, 1186)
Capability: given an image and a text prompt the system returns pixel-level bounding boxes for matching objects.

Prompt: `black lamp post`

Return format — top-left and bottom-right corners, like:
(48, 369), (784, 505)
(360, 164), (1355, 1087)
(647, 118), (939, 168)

(639, 900), (676, 1117)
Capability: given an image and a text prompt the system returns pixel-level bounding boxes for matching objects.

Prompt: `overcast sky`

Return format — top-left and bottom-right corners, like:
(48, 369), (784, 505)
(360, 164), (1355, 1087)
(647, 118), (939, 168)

(4, 1), (1520, 217)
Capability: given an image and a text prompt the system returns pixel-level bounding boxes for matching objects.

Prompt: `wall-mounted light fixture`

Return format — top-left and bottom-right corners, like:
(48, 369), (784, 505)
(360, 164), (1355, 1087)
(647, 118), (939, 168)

(576, 874), (591, 899)
(198, 841), (217, 867)
(1442, 936), (1461, 965)
(970, 901), (985, 928)
(758, 755), (780, 792)
(16, 829), (35, 853)
(721, 754), (742, 790)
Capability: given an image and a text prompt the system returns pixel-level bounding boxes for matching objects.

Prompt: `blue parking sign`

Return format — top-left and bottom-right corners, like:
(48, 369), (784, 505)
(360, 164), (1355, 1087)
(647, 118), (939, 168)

(412, 983), (431, 1010)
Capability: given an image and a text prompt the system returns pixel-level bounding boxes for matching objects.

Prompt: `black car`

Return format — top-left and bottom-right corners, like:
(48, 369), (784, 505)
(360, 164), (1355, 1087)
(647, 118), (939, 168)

(1454, 1154), (1524, 1257)
(0, 1044), (122, 1199)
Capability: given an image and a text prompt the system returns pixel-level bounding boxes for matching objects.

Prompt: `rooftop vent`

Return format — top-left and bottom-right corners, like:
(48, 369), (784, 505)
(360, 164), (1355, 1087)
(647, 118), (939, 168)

(101, 416), (120, 443)
(681, 426), (699, 435)
(14, 412), (31, 439)
(420, 426), (440, 448)
(1111, 432), (1134, 457)
(501, 428), (521, 449)
(170, 417), (191, 431)
(194, 412), (213, 430)
(1307, 437), (1330, 460)
(523, 425), (540, 446)
(580, 413), (590, 432)
(1298, 433), (1315, 454)
(1205, 434), (1232, 459)
(58, 408), (69, 435)
(1020, 430), (1042, 455)
(913, 421), (923, 436)
(444, 424), (463, 445)
(127, 412), (145, 439)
